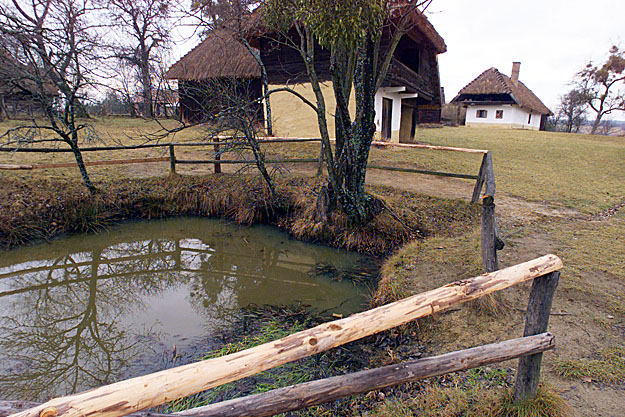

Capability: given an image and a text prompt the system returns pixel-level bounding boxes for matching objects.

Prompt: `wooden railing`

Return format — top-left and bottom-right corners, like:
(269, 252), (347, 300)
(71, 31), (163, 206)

(1, 137), (504, 272)
(5, 255), (562, 417)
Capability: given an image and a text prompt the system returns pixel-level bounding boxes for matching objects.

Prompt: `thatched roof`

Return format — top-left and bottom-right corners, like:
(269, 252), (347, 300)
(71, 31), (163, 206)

(0, 52), (58, 97)
(166, 3), (445, 81)
(451, 67), (552, 115)
(165, 28), (260, 81)
(389, 2), (446, 53)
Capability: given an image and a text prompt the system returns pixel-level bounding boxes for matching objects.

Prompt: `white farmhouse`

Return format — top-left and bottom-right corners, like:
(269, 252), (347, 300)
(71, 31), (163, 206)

(451, 63), (552, 131)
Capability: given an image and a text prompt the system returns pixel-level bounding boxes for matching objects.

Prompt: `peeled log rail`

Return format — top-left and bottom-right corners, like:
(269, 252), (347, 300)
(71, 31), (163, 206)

(10, 255), (562, 417)
(368, 165), (479, 180)
(0, 138), (322, 153)
(175, 158), (318, 165)
(2, 333), (555, 417)
(0, 158), (170, 170)
(371, 140), (489, 154)
(176, 333), (555, 417)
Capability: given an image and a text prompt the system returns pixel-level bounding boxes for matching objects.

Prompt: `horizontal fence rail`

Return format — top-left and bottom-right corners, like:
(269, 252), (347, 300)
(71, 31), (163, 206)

(1, 333), (555, 417)
(9, 254), (563, 417)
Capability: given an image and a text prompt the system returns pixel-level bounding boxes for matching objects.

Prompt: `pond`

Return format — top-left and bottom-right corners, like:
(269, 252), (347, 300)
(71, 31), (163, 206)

(0, 217), (378, 402)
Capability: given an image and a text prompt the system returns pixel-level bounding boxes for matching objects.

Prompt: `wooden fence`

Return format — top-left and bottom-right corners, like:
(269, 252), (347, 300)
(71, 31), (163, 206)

(4, 254), (562, 417)
(0, 138), (503, 272)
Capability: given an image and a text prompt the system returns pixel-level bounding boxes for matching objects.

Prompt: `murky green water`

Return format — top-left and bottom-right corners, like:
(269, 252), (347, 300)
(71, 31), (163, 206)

(0, 218), (378, 401)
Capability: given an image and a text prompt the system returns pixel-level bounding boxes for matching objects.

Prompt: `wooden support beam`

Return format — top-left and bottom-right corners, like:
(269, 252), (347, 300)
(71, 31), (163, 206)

(10, 255), (562, 417)
(483, 151), (496, 198)
(367, 165), (478, 180)
(169, 145), (176, 174)
(213, 138), (221, 174)
(471, 153), (488, 203)
(176, 333), (555, 417)
(514, 272), (560, 401)
(2, 334), (555, 417)
(481, 195), (499, 272)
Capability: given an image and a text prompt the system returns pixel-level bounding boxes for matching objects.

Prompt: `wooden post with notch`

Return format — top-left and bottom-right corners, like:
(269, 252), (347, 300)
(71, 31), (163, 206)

(169, 145), (176, 174)
(471, 153), (488, 204)
(513, 271), (560, 401)
(480, 151), (503, 272)
(214, 137), (221, 174)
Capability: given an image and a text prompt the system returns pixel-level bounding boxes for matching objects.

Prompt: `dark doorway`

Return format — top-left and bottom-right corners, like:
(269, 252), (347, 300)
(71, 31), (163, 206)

(382, 98), (393, 141)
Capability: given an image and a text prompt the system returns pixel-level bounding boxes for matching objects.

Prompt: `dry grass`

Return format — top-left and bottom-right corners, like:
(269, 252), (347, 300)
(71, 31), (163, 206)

(364, 384), (570, 417)
(0, 173), (477, 257)
(3, 120), (624, 213)
(554, 345), (625, 384)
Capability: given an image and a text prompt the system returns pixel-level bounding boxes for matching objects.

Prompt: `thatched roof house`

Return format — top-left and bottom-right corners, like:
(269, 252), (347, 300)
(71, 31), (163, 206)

(165, 29), (260, 81)
(166, 4), (447, 141)
(0, 51), (58, 119)
(451, 63), (552, 131)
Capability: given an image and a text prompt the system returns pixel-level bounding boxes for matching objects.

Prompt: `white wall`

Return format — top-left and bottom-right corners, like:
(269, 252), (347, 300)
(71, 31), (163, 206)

(374, 88), (406, 142)
(466, 104), (542, 130)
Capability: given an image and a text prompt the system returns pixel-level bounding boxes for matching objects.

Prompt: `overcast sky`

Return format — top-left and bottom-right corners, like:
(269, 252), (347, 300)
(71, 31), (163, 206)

(427, 0), (624, 115)
(170, 0), (624, 117)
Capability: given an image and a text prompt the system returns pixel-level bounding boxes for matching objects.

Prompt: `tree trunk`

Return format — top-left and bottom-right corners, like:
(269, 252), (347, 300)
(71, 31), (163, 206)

(590, 113), (602, 135)
(140, 57), (154, 119)
(70, 142), (97, 195)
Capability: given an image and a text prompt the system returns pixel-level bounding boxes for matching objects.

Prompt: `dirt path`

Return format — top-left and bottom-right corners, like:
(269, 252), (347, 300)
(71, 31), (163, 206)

(360, 169), (623, 417)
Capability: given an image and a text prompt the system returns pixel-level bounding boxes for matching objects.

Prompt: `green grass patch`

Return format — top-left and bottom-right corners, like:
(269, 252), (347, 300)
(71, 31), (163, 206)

(554, 345), (625, 384)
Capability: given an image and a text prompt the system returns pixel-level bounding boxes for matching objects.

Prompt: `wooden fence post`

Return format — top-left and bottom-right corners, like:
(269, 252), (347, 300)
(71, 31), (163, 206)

(513, 271), (560, 401)
(480, 151), (504, 272)
(169, 145), (176, 174)
(471, 153), (488, 204)
(214, 137), (221, 174)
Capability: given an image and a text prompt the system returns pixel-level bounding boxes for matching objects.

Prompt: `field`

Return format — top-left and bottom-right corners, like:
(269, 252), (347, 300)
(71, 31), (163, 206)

(1, 119), (624, 416)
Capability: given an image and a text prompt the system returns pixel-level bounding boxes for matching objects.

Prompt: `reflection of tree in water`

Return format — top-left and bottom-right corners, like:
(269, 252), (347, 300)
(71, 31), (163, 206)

(0, 220), (375, 401)
(0, 243), (183, 401)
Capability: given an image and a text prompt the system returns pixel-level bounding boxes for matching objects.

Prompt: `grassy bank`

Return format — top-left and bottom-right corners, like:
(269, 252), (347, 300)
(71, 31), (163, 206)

(0, 173), (479, 256)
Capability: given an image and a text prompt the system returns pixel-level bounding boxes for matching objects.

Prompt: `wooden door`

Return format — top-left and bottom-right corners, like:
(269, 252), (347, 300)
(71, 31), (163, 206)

(382, 98), (393, 141)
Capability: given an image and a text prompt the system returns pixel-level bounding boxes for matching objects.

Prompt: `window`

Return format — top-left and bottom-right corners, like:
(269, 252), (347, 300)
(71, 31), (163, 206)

(496, 110), (504, 119)
(476, 110), (488, 118)
(528, 114), (532, 124)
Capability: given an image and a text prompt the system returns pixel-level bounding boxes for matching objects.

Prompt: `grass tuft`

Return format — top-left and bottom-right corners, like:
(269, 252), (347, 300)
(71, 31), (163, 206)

(554, 345), (625, 383)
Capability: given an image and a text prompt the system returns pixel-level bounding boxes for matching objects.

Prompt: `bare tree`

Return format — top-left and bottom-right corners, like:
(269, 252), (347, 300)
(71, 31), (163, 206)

(576, 45), (625, 135)
(106, 0), (172, 119)
(0, 0), (105, 194)
(557, 88), (588, 133)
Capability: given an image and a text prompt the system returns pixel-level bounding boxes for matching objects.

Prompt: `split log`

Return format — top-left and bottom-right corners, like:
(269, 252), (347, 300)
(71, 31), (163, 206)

(367, 165), (478, 180)
(11, 255), (562, 417)
(0, 164), (34, 170)
(370, 140), (489, 154)
(175, 158), (318, 165)
(471, 153), (488, 203)
(2, 333), (555, 417)
(177, 333), (555, 417)
(0, 138), (321, 153)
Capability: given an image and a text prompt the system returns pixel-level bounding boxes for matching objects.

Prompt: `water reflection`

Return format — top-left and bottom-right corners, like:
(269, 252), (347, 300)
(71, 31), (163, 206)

(0, 218), (377, 401)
